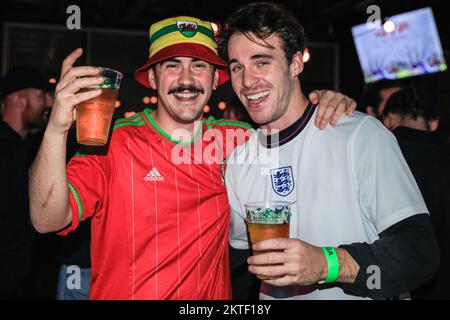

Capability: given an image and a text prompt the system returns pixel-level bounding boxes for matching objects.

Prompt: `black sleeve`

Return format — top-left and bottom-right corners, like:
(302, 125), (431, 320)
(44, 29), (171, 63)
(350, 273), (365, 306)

(229, 245), (260, 300)
(338, 213), (440, 299)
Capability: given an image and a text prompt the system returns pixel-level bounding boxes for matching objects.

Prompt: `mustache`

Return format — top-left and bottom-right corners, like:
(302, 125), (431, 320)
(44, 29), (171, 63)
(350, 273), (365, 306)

(167, 86), (204, 95)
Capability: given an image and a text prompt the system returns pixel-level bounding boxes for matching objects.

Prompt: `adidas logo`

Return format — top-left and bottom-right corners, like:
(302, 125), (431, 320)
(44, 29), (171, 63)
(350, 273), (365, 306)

(144, 167), (165, 181)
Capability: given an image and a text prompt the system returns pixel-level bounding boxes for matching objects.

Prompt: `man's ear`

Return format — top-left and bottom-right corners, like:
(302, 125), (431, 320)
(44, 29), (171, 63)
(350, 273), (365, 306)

(382, 115), (392, 130)
(148, 68), (157, 90)
(430, 119), (439, 132)
(290, 51), (304, 78)
(213, 68), (219, 90)
(366, 106), (377, 117)
(383, 113), (402, 131)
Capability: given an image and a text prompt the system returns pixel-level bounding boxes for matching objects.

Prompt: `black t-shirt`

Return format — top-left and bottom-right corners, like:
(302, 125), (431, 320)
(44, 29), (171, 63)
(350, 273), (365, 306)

(393, 126), (450, 300)
(0, 121), (33, 293)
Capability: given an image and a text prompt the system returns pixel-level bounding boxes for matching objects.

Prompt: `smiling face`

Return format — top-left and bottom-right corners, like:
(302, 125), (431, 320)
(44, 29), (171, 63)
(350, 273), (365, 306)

(227, 32), (304, 130)
(149, 57), (218, 124)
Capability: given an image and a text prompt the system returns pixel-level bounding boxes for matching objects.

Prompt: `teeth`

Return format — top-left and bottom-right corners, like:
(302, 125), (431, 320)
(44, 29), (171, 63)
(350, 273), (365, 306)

(246, 90), (270, 101)
(174, 92), (198, 99)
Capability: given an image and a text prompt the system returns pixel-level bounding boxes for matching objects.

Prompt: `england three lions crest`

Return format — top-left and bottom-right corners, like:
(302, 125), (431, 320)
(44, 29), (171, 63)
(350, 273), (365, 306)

(270, 166), (295, 196)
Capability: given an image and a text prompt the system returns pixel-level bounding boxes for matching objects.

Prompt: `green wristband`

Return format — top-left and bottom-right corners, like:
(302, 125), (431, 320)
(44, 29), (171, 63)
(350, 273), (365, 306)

(321, 247), (339, 283)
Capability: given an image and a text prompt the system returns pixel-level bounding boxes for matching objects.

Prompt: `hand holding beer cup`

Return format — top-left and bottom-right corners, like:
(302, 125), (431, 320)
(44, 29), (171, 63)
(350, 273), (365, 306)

(47, 48), (122, 145)
(47, 48), (103, 136)
(75, 67), (122, 146)
(247, 213), (336, 286)
(245, 201), (291, 280)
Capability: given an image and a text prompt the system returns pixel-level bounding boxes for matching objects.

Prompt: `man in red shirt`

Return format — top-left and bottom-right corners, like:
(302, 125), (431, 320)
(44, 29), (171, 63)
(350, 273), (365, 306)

(29, 16), (356, 299)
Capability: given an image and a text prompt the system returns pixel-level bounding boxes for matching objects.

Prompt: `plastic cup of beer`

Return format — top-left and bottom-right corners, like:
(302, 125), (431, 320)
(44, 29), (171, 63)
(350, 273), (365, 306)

(245, 200), (292, 280)
(75, 67), (122, 146)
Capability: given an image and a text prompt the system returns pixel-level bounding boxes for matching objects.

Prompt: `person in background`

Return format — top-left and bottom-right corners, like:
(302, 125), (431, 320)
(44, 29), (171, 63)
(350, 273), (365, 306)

(0, 66), (52, 299)
(383, 86), (450, 300)
(361, 79), (403, 119)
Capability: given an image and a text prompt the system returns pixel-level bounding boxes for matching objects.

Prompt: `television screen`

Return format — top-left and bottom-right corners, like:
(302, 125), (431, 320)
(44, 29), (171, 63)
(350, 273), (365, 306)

(351, 7), (447, 83)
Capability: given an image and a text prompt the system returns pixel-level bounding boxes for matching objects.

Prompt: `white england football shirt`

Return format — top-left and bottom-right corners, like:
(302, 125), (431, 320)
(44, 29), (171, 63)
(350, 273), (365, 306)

(226, 104), (428, 300)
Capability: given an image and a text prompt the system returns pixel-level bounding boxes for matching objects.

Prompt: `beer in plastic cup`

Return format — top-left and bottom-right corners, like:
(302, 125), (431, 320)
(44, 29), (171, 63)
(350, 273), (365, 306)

(245, 201), (292, 280)
(75, 67), (122, 146)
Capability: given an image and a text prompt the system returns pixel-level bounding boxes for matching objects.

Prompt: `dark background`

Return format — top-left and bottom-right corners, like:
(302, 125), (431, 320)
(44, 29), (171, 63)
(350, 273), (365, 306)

(1, 0), (449, 123)
(0, 0), (449, 300)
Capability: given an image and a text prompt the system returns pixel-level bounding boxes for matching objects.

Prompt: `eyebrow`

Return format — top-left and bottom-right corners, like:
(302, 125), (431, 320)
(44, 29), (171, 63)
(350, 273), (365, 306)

(251, 54), (274, 60)
(229, 54), (274, 65)
(161, 57), (205, 64)
(161, 58), (181, 64)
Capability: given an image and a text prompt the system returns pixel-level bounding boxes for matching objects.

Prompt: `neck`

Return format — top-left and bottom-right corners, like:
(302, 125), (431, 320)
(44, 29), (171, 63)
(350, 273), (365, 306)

(2, 114), (27, 139)
(150, 108), (202, 143)
(399, 117), (431, 132)
(261, 84), (308, 134)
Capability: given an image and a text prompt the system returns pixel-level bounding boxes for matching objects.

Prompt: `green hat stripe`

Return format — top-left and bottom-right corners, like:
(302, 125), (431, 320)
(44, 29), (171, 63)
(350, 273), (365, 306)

(197, 25), (215, 40)
(150, 24), (215, 44)
(150, 24), (178, 42)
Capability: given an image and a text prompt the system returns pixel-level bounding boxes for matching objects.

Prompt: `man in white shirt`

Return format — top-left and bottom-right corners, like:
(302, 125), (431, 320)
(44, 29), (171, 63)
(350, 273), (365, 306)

(220, 2), (439, 299)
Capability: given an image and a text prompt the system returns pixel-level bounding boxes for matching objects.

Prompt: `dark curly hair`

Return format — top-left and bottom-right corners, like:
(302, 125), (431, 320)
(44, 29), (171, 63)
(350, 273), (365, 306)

(383, 86), (438, 122)
(218, 2), (305, 64)
(361, 79), (403, 111)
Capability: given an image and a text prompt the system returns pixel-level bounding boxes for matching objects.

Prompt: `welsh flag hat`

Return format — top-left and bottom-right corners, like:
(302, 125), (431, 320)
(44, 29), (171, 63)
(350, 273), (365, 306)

(135, 16), (229, 88)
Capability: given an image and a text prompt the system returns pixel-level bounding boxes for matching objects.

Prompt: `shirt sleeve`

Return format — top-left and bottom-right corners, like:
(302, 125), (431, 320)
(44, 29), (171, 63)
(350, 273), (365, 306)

(58, 152), (109, 235)
(352, 119), (429, 233)
(338, 213), (440, 299)
(335, 119), (438, 298)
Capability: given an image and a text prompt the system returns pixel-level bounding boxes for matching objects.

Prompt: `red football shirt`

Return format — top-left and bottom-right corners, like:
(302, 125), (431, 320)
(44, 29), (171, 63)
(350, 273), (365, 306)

(60, 108), (253, 300)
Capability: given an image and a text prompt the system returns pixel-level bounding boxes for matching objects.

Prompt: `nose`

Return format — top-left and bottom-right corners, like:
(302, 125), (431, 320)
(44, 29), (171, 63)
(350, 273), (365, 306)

(242, 68), (258, 89)
(178, 66), (195, 87)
